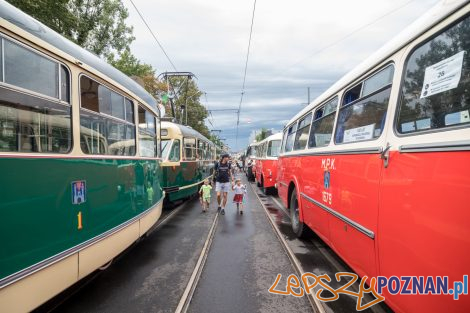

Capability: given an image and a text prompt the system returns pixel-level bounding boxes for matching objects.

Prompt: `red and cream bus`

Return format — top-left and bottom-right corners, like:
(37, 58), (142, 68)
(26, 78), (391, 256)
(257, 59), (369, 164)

(254, 133), (282, 194)
(277, 1), (470, 312)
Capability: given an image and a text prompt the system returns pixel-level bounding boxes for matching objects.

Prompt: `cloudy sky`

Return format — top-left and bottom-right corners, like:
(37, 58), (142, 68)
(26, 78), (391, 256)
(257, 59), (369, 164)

(123, 0), (438, 151)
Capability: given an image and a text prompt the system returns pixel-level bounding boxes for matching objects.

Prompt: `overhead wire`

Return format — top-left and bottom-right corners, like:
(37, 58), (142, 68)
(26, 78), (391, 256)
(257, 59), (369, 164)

(129, 0), (178, 72)
(235, 0), (257, 151)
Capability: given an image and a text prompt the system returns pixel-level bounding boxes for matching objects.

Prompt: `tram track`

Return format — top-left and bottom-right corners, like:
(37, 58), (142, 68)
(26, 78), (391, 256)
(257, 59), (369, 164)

(249, 182), (325, 313)
(175, 208), (219, 313)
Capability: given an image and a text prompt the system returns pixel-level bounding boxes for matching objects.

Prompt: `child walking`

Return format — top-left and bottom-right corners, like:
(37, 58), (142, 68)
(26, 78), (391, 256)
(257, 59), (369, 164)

(232, 179), (247, 214)
(199, 179), (212, 213)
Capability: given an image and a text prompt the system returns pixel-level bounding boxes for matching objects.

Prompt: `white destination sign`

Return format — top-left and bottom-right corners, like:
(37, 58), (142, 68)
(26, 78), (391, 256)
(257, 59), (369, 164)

(343, 123), (375, 143)
(420, 51), (465, 98)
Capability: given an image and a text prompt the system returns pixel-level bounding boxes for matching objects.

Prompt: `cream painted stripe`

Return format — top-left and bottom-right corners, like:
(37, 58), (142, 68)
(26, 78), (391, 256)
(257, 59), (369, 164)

(177, 175), (214, 191)
(175, 211), (219, 313)
(249, 183), (325, 313)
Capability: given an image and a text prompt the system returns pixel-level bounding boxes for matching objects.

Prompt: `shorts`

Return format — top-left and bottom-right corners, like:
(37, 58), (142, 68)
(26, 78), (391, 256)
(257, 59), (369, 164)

(202, 196), (211, 203)
(233, 194), (243, 203)
(215, 182), (231, 193)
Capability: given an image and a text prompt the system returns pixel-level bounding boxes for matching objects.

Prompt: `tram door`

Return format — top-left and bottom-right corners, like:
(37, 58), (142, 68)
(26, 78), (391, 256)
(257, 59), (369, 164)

(378, 18), (470, 313)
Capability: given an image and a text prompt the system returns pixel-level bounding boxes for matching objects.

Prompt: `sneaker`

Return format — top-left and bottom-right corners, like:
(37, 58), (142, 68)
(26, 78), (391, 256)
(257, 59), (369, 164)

(217, 206), (221, 212)
(240, 210), (243, 215)
(221, 209), (225, 215)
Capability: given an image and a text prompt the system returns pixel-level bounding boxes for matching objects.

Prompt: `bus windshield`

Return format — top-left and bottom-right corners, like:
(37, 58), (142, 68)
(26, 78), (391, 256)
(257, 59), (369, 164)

(267, 140), (281, 157)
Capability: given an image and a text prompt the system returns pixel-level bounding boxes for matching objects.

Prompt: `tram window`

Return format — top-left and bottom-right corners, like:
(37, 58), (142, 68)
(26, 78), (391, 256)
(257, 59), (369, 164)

(0, 86), (71, 153)
(169, 140), (180, 161)
(98, 85), (112, 116)
(125, 99), (134, 123)
(111, 92), (125, 120)
(309, 97), (338, 148)
(335, 87), (391, 144)
(294, 112), (312, 150)
(397, 16), (470, 134)
(81, 76), (99, 112)
(184, 138), (196, 160)
(138, 106), (157, 157)
(284, 123), (297, 152)
(0, 39), (2, 82)
(60, 65), (70, 103)
(80, 111), (136, 156)
(4, 39), (58, 98)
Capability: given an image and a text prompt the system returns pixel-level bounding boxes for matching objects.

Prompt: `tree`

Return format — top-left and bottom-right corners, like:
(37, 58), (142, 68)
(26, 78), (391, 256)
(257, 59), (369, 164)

(6, 0), (76, 39)
(108, 49), (166, 96)
(255, 128), (269, 142)
(162, 77), (210, 138)
(69, 0), (134, 57)
(6, 0), (134, 57)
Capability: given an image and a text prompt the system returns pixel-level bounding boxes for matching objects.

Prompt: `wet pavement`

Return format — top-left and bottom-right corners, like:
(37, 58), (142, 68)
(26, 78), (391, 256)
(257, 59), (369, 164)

(188, 174), (311, 313)
(39, 198), (218, 313)
(254, 185), (393, 313)
(33, 173), (393, 313)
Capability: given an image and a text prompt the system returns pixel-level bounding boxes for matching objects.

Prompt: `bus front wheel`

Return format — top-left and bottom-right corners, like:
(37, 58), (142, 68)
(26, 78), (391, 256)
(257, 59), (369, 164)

(290, 189), (310, 238)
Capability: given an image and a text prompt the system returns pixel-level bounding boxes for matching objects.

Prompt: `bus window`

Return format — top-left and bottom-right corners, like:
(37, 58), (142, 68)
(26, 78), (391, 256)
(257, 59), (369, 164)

(267, 140), (281, 157)
(397, 15), (470, 134)
(284, 123), (297, 152)
(293, 112), (312, 150)
(309, 97), (338, 148)
(335, 65), (394, 144)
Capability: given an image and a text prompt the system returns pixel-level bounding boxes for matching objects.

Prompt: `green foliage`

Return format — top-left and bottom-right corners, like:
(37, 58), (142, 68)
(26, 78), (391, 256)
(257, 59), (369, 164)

(6, 0), (134, 57)
(6, 0), (76, 39)
(107, 49), (166, 96)
(163, 77), (210, 138)
(255, 128), (269, 142)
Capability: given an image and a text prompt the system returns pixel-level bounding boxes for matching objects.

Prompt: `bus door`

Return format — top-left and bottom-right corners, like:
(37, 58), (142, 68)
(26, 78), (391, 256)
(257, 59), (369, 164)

(378, 17), (470, 313)
(329, 64), (396, 279)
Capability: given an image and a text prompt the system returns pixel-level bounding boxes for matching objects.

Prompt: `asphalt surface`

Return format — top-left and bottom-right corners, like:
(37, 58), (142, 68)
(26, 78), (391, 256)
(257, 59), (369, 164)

(188, 174), (311, 313)
(37, 174), (312, 313)
(42, 199), (218, 313)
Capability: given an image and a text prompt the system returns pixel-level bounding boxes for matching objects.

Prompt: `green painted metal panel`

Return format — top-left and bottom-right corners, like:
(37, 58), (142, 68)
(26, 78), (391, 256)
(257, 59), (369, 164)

(161, 161), (214, 202)
(0, 157), (163, 280)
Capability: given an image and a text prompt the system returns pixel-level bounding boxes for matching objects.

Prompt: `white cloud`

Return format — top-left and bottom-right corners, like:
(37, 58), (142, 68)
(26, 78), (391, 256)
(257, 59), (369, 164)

(124, 0), (439, 150)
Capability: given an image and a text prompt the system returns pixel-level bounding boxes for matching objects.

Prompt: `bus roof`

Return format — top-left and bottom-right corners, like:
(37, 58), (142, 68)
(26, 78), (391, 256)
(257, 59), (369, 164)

(160, 121), (214, 144)
(286, 0), (468, 128)
(257, 132), (283, 145)
(0, 0), (158, 110)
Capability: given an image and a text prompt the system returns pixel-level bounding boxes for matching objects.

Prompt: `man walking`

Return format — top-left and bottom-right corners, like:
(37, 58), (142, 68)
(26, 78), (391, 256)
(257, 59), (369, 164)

(215, 153), (233, 215)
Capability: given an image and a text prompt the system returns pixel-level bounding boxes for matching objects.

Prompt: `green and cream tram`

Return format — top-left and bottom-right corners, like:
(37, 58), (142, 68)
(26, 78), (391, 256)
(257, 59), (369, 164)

(0, 1), (164, 311)
(160, 121), (216, 202)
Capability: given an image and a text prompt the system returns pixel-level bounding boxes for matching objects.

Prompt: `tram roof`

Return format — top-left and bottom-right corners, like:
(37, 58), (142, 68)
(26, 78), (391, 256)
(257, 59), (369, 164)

(160, 121), (214, 144)
(287, 0), (468, 128)
(0, 0), (158, 110)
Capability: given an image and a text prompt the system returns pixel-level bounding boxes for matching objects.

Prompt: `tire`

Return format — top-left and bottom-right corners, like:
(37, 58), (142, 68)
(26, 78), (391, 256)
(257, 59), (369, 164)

(290, 189), (310, 238)
(261, 177), (270, 195)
